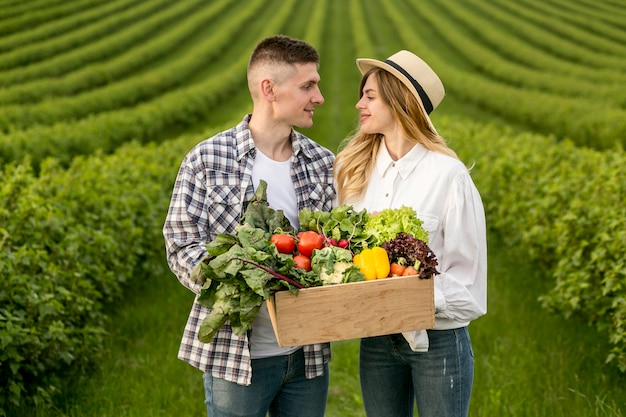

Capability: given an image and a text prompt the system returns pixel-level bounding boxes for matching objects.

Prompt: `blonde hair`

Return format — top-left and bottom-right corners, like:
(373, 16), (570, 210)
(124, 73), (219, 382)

(334, 68), (459, 205)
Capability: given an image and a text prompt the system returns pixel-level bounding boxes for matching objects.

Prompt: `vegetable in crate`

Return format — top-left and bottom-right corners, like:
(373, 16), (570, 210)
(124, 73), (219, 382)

(382, 232), (439, 279)
(190, 180), (319, 343)
(194, 223), (317, 343)
(298, 204), (368, 252)
(270, 233), (296, 254)
(310, 246), (365, 285)
(296, 230), (324, 257)
(240, 180), (295, 236)
(352, 247), (390, 280)
(353, 206), (430, 249)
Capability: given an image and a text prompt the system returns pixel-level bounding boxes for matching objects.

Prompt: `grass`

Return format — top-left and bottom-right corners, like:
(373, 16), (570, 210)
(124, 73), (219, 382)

(48, 260), (206, 417)
(22, 233), (622, 417)
(470, 235), (625, 416)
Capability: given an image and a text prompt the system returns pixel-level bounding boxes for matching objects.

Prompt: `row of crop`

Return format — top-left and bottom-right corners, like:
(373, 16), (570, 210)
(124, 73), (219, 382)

(455, 0), (626, 85)
(485, 0), (626, 70)
(0, 0), (217, 97)
(301, 0), (327, 51)
(0, 124), (226, 415)
(0, 0), (106, 36)
(427, 0), (626, 104)
(0, 0), (169, 72)
(348, 0), (376, 59)
(441, 0), (626, 80)
(0, 0), (65, 20)
(0, 0), (295, 170)
(4, 0), (624, 158)
(0, 64), (239, 168)
(0, 0), (261, 132)
(512, 0), (626, 49)
(0, 0), (296, 166)
(557, 0), (626, 27)
(560, 0), (626, 24)
(376, 0), (626, 150)
(444, 117), (626, 374)
(0, 0), (141, 54)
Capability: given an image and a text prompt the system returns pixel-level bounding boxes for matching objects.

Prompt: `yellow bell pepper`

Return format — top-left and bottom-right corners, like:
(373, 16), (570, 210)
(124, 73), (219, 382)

(353, 247), (391, 280)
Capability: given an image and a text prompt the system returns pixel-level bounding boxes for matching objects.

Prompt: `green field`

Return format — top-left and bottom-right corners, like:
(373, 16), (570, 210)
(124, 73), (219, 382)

(1, 0), (625, 415)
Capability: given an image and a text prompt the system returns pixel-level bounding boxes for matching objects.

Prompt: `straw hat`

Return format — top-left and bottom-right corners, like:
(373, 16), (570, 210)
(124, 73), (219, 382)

(356, 50), (444, 133)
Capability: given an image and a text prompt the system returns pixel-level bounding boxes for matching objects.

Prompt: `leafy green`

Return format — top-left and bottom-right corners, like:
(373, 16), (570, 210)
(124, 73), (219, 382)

(353, 206), (429, 249)
(299, 205), (429, 255)
(299, 204), (368, 243)
(241, 179), (294, 236)
(193, 180), (318, 343)
(195, 227), (310, 343)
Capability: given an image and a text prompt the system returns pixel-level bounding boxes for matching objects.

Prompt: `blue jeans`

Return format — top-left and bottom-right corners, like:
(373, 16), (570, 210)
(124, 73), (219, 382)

(359, 328), (474, 417)
(203, 348), (329, 417)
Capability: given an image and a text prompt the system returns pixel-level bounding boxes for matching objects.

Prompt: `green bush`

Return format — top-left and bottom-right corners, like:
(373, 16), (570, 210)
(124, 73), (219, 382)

(0, 134), (201, 413)
(441, 116), (626, 373)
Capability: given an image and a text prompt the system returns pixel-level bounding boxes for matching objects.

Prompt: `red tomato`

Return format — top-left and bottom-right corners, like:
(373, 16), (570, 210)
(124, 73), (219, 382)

(270, 234), (296, 254)
(293, 255), (312, 271)
(297, 231), (324, 257)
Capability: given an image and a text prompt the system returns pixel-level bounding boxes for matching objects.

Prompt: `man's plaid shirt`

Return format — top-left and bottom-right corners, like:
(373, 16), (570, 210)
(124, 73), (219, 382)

(163, 115), (336, 385)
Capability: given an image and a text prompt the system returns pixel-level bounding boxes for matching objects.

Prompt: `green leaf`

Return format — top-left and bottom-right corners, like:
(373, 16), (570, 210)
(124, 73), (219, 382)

(236, 224), (272, 250)
(197, 280), (220, 309)
(198, 312), (228, 343)
(241, 180), (294, 235)
(206, 234), (239, 256)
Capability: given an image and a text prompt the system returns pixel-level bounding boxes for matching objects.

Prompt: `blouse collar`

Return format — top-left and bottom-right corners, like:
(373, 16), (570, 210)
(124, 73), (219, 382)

(375, 139), (429, 180)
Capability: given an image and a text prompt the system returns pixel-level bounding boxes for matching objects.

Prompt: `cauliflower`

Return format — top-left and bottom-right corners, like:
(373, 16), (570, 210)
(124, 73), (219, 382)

(320, 261), (353, 285)
(311, 246), (365, 285)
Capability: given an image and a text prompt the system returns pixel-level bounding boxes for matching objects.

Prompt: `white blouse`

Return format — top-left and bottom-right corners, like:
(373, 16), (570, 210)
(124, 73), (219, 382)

(351, 140), (487, 350)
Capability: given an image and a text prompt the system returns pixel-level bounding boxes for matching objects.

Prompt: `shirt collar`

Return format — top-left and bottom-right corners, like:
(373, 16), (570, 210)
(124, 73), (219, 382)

(236, 114), (306, 161)
(375, 139), (429, 179)
(236, 114), (255, 161)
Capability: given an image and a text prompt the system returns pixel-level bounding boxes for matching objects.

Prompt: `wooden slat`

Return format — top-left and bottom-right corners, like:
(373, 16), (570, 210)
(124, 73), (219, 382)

(267, 275), (434, 347)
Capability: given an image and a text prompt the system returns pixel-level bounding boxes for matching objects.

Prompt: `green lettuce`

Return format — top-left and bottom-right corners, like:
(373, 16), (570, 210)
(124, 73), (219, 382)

(356, 206), (429, 249)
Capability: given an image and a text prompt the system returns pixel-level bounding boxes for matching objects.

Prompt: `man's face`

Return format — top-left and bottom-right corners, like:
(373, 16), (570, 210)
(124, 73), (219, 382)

(272, 62), (324, 129)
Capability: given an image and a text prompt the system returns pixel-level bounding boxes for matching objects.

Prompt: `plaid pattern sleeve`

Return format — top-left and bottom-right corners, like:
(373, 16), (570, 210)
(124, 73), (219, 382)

(163, 115), (336, 385)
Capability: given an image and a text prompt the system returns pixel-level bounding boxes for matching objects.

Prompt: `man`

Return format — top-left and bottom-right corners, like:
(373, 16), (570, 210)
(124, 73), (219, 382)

(163, 35), (335, 417)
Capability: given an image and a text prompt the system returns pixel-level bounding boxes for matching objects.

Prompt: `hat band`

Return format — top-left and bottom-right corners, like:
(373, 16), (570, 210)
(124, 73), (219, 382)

(385, 59), (433, 114)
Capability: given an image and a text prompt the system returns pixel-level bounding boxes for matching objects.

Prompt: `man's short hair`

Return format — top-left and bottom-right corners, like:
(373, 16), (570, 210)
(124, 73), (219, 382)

(248, 35), (319, 72)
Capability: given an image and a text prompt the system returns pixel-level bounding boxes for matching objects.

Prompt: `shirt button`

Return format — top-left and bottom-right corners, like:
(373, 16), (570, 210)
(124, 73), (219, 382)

(385, 193), (389, 197)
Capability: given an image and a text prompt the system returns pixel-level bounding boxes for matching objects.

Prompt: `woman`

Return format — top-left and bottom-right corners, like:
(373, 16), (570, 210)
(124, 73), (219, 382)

(334, 50), (487, 417)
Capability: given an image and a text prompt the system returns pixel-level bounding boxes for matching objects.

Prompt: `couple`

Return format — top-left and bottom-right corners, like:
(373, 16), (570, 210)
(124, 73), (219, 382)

(163, 35), (487, 417)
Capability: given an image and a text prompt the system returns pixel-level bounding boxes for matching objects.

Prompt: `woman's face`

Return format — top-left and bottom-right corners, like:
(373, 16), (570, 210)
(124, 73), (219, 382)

(356, 74), (396, 136)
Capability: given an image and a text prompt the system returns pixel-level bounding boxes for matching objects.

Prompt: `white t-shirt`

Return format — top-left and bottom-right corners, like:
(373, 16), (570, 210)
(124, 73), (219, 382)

(249, 149), (301, 358)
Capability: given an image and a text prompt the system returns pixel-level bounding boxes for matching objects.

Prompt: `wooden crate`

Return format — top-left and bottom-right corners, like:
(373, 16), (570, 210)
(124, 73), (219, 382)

(266, 275), (434, 347)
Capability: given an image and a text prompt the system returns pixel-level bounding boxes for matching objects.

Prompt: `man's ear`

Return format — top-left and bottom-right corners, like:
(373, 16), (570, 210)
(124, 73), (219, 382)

(261, 79), (276, 101)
